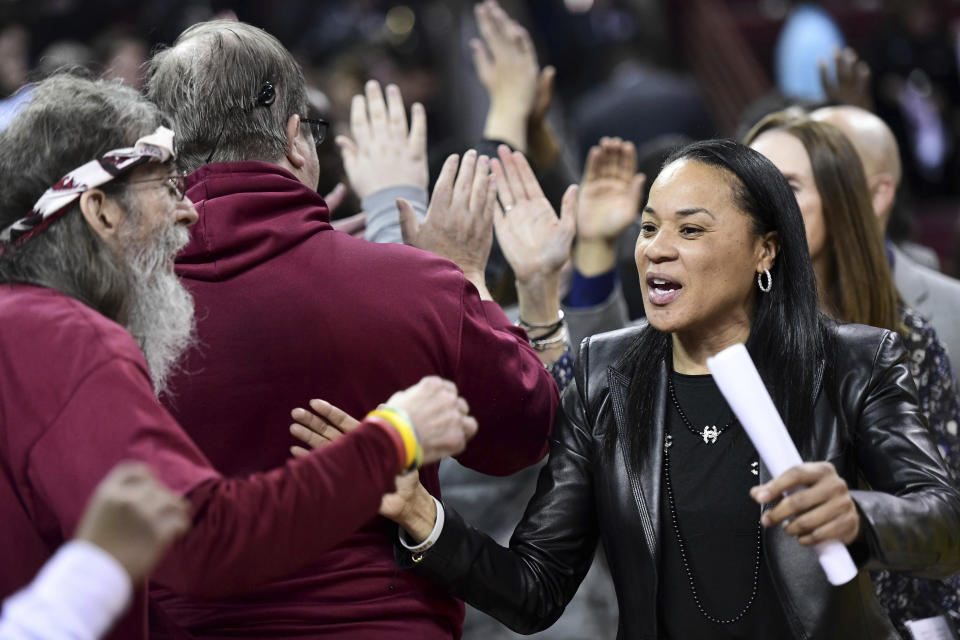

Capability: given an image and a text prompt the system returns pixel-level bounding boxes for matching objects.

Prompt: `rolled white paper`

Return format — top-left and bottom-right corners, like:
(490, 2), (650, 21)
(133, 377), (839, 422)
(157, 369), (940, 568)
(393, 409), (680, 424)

(706, 342), (858, 586)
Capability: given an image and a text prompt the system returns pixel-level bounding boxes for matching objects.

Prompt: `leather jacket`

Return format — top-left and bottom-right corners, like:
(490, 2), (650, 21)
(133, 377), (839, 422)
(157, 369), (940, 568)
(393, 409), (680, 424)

(400, 322), (960, 639)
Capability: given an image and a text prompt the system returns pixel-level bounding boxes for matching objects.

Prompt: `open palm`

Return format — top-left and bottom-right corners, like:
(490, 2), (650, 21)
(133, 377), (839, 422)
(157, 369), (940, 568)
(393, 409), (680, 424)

(577, 137), (645, 242)
(490, 145), (576, 283)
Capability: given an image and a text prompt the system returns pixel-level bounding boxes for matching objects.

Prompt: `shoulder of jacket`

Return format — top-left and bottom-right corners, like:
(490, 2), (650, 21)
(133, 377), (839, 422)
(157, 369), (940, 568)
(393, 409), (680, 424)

(578, 322), (649, 374)
(574, 322), (649, 407)
(830, 321), (905, 375)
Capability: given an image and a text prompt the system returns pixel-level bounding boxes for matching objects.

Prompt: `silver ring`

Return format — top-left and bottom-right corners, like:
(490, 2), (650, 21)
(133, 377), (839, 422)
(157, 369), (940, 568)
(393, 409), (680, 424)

(504, 204), (514, 213)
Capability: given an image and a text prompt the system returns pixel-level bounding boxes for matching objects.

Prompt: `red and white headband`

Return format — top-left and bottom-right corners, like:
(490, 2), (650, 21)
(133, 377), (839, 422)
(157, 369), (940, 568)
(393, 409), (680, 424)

(0, 126), (177, 245)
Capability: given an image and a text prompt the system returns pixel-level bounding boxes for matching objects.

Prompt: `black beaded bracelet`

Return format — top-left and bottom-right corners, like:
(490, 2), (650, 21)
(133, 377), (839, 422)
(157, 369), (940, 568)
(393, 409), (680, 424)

(517, 309), (565, 334)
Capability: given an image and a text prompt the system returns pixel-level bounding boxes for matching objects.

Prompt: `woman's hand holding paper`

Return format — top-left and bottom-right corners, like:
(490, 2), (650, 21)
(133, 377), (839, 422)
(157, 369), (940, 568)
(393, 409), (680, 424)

(751, 461), (862, 546)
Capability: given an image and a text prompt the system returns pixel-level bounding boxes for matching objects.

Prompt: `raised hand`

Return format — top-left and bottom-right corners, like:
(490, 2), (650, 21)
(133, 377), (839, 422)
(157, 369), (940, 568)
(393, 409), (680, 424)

(492, 144), (576, 286)
(527, 65), (560, 169)
(492, 145), (576, 364)
(471, 0), (540, 151)
(336, 80), (428, 199)
(398, 150), (497, 298)
(574, 137), (646, 276)
(530, 65), (556, 126)
(75, 462), (191, 583)
(820, 47), (874, 112)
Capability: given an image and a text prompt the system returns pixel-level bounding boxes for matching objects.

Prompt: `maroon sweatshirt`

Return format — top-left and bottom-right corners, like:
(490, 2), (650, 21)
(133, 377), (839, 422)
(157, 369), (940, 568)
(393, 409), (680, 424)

(0, 284), (405, 640)
(153, 162), (559, 638)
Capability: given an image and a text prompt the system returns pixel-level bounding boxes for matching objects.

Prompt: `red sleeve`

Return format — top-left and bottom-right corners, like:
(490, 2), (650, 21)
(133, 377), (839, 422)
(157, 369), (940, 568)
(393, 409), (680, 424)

(27, 359), (219, 532)
(155, 420), (397, 597)
(452, 281), (560, 475)
(27, 358), (399, 598)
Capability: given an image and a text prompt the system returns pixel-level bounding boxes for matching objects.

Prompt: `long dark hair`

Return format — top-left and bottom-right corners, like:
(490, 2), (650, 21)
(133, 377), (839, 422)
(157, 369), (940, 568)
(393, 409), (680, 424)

(616, 139), (833, 463)
(744, 112), (903, 334)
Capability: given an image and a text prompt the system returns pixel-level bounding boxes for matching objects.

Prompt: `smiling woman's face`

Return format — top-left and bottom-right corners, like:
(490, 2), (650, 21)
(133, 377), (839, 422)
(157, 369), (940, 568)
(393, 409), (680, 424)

(635, 159), (771, 340)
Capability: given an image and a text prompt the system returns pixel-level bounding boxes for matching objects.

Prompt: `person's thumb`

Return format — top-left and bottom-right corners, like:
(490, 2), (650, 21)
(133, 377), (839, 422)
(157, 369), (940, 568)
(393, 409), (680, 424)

(398, 198), (420, 246)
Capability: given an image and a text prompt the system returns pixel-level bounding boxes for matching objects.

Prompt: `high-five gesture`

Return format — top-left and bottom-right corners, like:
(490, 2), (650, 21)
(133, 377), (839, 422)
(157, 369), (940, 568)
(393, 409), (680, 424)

(471, 0), (548, 153)
(574, 137), (646, 276)
(336, 80), (428, 199)
(491, 144), (576, 364)
(492, 145), (576, 286)
(398, 150), (497, 299)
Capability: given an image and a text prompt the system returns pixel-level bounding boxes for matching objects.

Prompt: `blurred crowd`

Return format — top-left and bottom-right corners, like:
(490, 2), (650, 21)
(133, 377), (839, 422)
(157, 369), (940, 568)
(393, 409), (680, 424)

(5, 0), (960, 273)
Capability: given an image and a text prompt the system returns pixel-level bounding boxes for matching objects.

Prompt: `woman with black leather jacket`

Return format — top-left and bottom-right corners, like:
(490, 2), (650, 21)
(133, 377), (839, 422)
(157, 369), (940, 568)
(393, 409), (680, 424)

(303, 139), (960, 639)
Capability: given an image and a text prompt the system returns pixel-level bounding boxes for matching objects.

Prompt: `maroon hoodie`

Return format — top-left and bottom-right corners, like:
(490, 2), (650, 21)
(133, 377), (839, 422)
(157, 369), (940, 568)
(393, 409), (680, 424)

(152, 162), (559, 638)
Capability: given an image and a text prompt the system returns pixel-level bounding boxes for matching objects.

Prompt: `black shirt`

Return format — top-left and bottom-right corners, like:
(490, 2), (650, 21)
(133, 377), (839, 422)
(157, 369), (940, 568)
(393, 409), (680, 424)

(657, 372), (794, 639)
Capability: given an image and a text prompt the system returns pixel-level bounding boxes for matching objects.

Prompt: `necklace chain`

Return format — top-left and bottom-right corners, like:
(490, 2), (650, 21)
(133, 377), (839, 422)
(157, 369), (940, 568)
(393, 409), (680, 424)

(668, 375), (735, 444)
(662, 426), (763, 624)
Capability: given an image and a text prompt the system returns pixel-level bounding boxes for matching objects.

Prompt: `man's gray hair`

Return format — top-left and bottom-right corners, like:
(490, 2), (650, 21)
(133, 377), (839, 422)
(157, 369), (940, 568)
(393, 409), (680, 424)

(146, 20), (308, 173)
(0, 73), (164, 323)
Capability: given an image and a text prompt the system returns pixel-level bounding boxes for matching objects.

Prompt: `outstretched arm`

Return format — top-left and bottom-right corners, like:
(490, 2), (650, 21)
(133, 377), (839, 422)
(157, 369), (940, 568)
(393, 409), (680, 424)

(27, 361), (473, 599)
(392, 377), (600, 634)
(491, 144), (577, 366)
(471, 0), (539, 153)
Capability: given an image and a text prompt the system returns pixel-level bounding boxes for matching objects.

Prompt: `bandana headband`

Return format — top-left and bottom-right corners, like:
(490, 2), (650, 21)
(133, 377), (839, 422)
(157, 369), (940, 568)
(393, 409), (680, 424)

(0, 126), (177, 245)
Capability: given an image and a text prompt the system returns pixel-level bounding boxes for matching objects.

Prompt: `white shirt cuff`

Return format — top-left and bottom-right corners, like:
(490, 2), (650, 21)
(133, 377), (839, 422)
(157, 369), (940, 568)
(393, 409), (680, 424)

(398, 496), (444, 554)
(0, 540), (132, 640)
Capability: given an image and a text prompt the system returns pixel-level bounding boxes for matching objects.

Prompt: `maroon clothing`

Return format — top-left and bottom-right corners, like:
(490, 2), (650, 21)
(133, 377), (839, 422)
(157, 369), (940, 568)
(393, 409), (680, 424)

(156, 162), (559, 637)
(0, 283), (403, 640)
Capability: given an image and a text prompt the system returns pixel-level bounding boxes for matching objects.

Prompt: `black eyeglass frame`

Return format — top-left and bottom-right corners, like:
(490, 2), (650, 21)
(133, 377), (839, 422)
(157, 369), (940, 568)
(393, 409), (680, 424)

(301, 117), (329, 149)
(122, 174), (188, 201)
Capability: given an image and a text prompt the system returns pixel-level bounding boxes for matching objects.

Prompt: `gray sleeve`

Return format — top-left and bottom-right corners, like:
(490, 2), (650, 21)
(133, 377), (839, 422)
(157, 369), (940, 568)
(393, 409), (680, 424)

(563, 283), (630, 347)
(362, 185), (428, 245)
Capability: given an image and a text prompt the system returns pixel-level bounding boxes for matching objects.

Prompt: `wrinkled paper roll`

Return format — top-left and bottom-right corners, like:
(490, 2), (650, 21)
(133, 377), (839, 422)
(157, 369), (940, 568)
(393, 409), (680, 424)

(706, 343), (858, 586)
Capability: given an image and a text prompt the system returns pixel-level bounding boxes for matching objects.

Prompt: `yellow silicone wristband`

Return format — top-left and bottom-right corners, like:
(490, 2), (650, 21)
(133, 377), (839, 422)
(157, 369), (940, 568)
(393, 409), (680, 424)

(370, 409), (418, 469)
(380, 407), (424, 469)
(379, 407), (424, 470)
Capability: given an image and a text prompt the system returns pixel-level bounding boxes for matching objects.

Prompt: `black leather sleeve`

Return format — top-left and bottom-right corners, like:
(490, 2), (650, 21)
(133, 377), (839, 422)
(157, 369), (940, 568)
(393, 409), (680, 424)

(396, 375), (601, 634)
(848, 329), (960, 579)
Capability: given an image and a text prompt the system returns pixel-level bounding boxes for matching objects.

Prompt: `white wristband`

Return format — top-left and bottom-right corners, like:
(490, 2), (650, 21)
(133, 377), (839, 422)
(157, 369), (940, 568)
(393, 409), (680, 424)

(398, 496), (444, 554)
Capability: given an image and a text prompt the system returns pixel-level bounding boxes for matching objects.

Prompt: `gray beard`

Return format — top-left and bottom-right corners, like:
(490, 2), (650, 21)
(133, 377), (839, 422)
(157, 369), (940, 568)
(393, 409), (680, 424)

(118, 222), (196, 398)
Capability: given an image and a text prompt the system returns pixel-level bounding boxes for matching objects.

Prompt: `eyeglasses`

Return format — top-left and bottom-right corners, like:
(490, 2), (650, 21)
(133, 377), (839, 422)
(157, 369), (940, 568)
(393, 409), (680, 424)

(301, 117), (329, 149)
(124, 174), (188, 201)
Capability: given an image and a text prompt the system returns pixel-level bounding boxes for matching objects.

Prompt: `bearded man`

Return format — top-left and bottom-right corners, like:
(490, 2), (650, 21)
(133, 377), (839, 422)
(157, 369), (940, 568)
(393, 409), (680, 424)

(0, 74), (477, 640)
